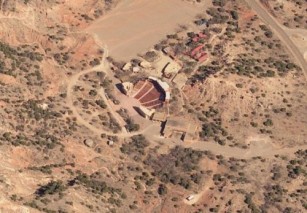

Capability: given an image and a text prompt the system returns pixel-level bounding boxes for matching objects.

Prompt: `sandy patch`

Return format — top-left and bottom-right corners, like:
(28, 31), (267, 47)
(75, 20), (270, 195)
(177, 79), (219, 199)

(40, 60), (66, 98)
(183, 192), (204, 205)
(86, 0), (205, 61)
(285, 28), (307, 62)
(0, 73), (19, 85)
(183, 159), (217, 205)
(10, 147), (35, 169)
(64, 139), (114, 175)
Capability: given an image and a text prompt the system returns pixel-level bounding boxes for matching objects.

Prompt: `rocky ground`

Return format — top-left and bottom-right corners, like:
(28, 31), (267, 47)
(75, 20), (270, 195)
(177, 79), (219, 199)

(0, 0), (306, 213)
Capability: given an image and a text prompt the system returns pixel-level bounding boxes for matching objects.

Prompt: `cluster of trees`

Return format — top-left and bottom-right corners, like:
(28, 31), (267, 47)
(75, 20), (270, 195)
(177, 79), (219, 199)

(143, 51), (158, 62)
(244, 193), (261, 213)
(1, 132), (30, 146)
(0, 42), (43, 81)
(53, 52), (70, 65)
(95, 99), (107, 109)
(22, 100), (61, 121)
(189, 65), (221, 83)
(125, 118), (140, 132)
(36, 180), (66, 197)
(287, 151), (306, 179)
(117, 108), (140, 132)
(0, 42), (42, 61)
(106, 112), (121, 133)
(144, 146), (204, 189)
(29, 162), (74, 175)
(1, 129), (62, 149)
(72, 173), (124, 206)
(74, 173), (109, 194)
(120, 135), (149, 157)
(226, 55), (297, 78)
(264, 184), (285, 204)
(212, 0), (226, 7)
(259, 25), (273, 38)
(206, 7), (229, 25)
(198, 107), (231, 146)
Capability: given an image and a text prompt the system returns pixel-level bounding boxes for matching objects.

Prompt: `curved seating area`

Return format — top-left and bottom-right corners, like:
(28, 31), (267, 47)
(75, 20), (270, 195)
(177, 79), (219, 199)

(131, 80), (165, 109)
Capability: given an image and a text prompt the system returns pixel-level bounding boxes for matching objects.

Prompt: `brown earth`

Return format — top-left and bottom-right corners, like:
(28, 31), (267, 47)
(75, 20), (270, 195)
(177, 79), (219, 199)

(87, 0), (208, 61)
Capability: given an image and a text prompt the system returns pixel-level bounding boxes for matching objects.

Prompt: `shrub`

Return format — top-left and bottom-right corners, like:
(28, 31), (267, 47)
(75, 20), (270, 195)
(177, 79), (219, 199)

(36, 180), (66, 196)
(263, 119), (273, 126)
(158, 184), (168, 195)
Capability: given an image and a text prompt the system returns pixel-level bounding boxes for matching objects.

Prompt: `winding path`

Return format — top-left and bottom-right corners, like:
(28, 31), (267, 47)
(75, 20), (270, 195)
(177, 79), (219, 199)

(65, 3), (307, 158)
(65, 46), (159, 138)
(97, 87), (127, 132)
(183, 141), (307, 159)
(65, 45), (306, 158)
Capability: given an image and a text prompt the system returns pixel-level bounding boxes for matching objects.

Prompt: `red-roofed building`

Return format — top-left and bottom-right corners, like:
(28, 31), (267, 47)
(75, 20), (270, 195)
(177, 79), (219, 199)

(189, 45), (208, 63)
(190, 44), (204, 57)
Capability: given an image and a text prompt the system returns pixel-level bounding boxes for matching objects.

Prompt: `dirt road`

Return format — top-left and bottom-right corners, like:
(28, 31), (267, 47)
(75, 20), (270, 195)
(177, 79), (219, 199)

(158, 136), (307, 159)
(185, 141), (307, 159)
(69, 1), (307, 157)
(244, 0), (307, 80)
(66, 45), (306, 158)
(65, 45), (160, 138)
(97, 88), (127, 131)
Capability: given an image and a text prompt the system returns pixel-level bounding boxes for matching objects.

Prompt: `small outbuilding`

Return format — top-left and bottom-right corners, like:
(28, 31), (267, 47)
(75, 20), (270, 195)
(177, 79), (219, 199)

(122, 62), (132, 71)
(132, 66), (141, 73)
(107, 140), (114, 146)
(162, 117), (199, 141)
(121, 82), (134, 95)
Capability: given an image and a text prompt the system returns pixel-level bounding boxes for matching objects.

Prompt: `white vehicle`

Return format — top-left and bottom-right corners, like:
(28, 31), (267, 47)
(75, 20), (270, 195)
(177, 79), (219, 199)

(186, 195), (195, 201)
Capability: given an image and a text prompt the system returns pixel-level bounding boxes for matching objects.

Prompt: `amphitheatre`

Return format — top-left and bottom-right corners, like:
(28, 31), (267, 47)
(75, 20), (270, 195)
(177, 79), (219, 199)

(121, 77), (170, 110)
(0, 0), (306, 213)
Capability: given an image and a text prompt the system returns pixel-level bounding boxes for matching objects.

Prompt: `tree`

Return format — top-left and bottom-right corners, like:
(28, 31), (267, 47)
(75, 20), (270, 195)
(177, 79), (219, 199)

(263, 119), (273, 126)
(36, 180), (66, 196)
(231, 10), (238, 20)
(158, 184), (168, 196)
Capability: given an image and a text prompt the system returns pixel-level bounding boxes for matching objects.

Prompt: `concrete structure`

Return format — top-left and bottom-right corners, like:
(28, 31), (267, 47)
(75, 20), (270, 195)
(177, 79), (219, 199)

(129, 79), (166, 109)
(163, 61), (181, 78)
(122, 62), (132, 71)
(148, 76), (171, 101)
(152, 111), (167, 122)
(140, 61), (152, 68)
(163, 47), (176, 59)
(120, 77), (171, 119)
(132, 66), (141, 73)
(162, 117), (199, 141)
(121, 82), (134, 95)
(137, 106), (155, 119)
(172, 73), (188, 89)
(154, 52), (177, 78)
(107, 140), (114, 146)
